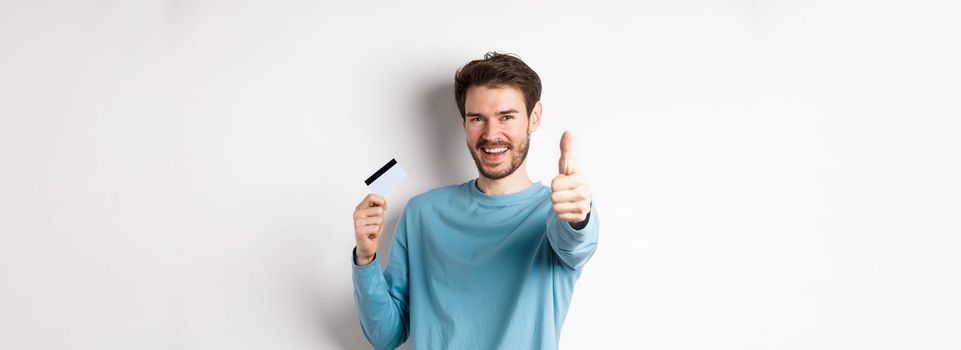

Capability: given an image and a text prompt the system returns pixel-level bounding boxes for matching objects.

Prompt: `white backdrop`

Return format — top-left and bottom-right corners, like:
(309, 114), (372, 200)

(2, 1), (959, 349)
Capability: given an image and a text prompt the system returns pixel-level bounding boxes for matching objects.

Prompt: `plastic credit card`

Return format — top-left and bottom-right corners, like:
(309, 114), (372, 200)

(364, 158), (406, 194)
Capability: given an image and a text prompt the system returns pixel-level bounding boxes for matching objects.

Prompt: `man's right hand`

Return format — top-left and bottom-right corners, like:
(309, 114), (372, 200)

(353, 193), (387, 266)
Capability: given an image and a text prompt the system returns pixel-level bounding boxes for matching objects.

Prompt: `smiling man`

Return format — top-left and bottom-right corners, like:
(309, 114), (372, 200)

(350, 52), (600, 350)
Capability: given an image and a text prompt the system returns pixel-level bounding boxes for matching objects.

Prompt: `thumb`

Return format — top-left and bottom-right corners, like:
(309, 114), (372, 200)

(558, 131), (574, 175)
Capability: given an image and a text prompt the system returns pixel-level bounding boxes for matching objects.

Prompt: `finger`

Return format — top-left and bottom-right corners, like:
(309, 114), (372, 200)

(356, 225), (382, 236)
(558, 131), (574, 175)
(354, 207), (385, 219)
(557, 213), (586, 222)
(355, 216), (384, 227)
(552, 202), (588, 215)
(551, 189), (588, 204)
(358, 194), (370, 207)
(550, 174), (583, 192)
(363, 193), (387, 208)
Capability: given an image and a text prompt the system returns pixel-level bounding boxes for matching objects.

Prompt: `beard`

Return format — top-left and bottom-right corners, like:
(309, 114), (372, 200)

(469, 127), (531, 180)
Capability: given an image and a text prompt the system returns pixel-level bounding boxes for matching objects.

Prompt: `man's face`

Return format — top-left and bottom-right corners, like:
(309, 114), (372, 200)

(463, 85), (540, 180)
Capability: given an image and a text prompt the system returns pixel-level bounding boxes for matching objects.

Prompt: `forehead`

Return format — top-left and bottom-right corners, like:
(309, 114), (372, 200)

(464, 85), (526, 115)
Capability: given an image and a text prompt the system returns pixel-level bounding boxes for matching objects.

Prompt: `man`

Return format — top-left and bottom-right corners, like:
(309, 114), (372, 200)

(351, 52), (599, 349)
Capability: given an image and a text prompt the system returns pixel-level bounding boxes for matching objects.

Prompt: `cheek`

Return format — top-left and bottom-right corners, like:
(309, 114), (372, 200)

(511, 128), (528, 143)
(466, 133), (480, 147)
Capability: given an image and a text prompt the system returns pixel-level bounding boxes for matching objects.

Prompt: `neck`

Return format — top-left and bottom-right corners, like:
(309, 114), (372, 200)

(475, 163), (534, 195)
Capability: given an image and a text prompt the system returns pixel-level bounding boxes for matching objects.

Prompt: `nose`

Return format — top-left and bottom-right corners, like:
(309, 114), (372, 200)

(481, 120), (506, 140)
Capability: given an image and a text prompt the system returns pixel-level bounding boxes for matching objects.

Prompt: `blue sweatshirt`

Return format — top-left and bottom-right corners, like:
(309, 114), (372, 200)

(351, 178), (600, 349)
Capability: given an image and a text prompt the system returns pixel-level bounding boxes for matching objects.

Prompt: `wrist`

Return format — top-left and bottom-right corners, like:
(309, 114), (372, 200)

(354, 247), (376, 266)
(356, 256), (374, 266)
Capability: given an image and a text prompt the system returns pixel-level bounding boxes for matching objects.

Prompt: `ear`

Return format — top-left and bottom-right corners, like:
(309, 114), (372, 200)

(529, 101), (543, 133)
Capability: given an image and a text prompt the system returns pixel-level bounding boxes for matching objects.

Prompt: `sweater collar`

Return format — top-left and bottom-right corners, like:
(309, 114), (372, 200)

(467, 178), (546, 205)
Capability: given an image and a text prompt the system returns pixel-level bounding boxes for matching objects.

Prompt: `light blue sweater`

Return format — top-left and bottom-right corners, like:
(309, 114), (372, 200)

(351, 179), (599, 349)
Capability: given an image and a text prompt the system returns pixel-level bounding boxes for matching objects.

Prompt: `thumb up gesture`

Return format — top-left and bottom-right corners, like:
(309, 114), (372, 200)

(551, 131), (592, 224)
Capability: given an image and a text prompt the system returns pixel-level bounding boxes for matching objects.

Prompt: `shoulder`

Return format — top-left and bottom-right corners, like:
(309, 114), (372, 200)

(406, 181), (469, 210)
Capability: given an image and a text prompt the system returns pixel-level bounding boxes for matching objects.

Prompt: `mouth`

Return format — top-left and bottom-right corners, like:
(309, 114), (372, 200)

(479, 145), (510, 163)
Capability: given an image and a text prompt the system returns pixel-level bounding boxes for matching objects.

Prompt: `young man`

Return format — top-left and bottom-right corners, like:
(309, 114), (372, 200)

(350, 52), (599, 349)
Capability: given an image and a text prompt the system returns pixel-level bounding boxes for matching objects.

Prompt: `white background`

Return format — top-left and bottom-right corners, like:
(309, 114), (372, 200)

(2, 0), (959, 349)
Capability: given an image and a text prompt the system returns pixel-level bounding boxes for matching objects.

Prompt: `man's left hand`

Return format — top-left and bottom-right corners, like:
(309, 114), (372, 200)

(551, 131), (592, 224)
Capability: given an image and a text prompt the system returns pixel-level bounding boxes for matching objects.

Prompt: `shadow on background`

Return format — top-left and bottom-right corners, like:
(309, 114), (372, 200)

(317, 76), (463, 350)
(417, 79), (474, 187)
(317, 217), (407, 350)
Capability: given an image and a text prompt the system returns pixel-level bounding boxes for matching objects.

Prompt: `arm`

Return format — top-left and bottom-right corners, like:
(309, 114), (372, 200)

(351, 212), (411, 349)
(546, 201), (599, 270)
(548, 131), (599, 270)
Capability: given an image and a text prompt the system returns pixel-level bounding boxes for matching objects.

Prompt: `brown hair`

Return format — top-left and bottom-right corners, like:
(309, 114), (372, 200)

(454, 52), (542, 119)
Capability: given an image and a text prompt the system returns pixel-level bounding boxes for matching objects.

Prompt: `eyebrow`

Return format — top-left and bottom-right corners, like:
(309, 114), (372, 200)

(465, 109), (520, 118)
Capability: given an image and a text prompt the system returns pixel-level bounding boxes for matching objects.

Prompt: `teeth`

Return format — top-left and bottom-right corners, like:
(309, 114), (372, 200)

(483, 147), (508, 154)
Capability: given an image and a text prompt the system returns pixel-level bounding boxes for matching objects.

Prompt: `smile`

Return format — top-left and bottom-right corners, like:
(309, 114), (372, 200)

(482, 147), (508, 154)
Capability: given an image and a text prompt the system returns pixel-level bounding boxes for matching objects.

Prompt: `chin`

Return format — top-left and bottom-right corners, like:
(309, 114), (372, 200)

(481, 164), (515, 180)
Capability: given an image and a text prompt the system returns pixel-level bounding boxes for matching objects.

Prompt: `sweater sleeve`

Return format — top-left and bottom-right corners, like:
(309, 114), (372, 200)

(545, 200), (600, 270)
(351, 211), (411, 350)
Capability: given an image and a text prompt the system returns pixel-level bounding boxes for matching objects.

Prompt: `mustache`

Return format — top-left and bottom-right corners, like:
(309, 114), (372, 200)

(476, 140), (512, 149)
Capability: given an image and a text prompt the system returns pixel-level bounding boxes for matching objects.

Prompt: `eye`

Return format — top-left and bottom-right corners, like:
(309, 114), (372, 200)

(502, 115), (514, 121)
(470, 117), (482, 122)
